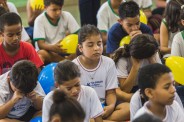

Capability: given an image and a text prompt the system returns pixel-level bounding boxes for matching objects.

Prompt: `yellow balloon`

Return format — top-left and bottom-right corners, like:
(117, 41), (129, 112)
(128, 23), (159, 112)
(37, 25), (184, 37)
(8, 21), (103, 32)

(60, 34), (78, 54)
(165, 56), (184, 85)
(119, 36), (131, 47)
(30, 0), (44, 10)
(140, 10), (147, 24)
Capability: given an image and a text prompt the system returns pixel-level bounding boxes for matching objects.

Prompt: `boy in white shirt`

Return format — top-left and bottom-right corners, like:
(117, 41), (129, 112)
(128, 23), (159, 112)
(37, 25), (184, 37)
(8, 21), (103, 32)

(34, 0), (80, 63)
(42, 60), (103, 122)
(0, 60), (45, 122)
(133, 63), (184, 122)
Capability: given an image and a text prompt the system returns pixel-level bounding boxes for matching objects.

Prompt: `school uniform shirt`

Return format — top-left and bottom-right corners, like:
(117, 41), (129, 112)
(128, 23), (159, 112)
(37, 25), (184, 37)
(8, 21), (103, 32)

(106, 23), (152, 54)
(0, 71), (45, 119)
(130, 90), (183, 121)
(116, 52), (161, 80)
(171, 30), (184, 57)
(7, 2), (30, 42)
(42, 85), (103, 122)
(132, 0), (152, 9)
(0, 41), (43, 75)
(97, 0), (120, 33)
(133, 100), (184, 122)
(73, 56), (118, 102)
(34, 11), (80, 50)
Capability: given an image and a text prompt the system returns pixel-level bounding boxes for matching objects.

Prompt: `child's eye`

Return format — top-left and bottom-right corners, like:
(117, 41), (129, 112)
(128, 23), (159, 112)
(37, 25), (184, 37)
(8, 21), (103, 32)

(87, 44), (93, 47)
(67, 88), (72, 91)
(97, 42), (102, 46)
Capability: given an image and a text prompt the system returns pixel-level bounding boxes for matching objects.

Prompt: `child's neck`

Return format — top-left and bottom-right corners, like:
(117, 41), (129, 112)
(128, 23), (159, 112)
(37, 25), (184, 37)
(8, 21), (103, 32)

(46, 13), (59, 25)
(147, 101), (166, 120)
(79, 55), (100, 69)
(110, 0), (121, 14)
(2, 42), (19, 56)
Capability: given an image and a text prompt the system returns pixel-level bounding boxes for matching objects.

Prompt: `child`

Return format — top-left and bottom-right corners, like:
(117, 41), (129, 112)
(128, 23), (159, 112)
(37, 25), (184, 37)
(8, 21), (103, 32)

(49, 89), (85, 122)
(97, 0), (124, 44)
(0, 0), (31, 43)
(0, 12), (43, 75)
(106, 1), (152, 55)
(33, 0), (80, 63)
(133, 63), (184, 121)
(113, 34), (161, 102)
(0, 60), (45, 121)
(42, 60), (103, 122)
(160, 0), (184, 58)
(171, 5), (184, 57)
(73, 24), (129, 121)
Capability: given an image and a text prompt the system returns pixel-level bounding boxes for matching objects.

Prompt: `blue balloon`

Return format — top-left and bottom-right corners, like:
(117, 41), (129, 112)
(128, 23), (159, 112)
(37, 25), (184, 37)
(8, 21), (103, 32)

(30, 116), (42, 122)
(38, 63), (57, 94)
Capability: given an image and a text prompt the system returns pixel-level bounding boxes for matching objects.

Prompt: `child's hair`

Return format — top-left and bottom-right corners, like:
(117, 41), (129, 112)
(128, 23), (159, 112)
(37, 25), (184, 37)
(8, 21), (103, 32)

(180, 5), (184, 20)
(113, 34), (159, 64)
(78, 24), (101, 45)
(54, 60), (81, 85)
(0, 6), (8, 16)
(132, 113), (162, 122)
(164, 0), (184, 33)
(138, 63), (171, 101)
(44, 0), (64, 7)
(10, 60), (38, 94)
(0, 12), (22, 32)
(118, 1), (140, 20)
(147, 14), (162, 34)
(49, 89), (85, 122)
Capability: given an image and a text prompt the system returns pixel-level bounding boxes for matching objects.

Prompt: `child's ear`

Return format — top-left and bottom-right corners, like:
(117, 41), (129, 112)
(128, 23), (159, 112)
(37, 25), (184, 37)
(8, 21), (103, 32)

(145, 88), (154, 99)
(78, 44), (83, 53)
(181, 19), (184, 26)
(54, 82), (59, 88)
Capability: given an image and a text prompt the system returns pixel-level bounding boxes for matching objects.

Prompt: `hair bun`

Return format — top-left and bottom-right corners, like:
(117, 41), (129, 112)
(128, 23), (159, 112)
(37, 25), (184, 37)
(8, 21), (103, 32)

(53, 89), (68, 104)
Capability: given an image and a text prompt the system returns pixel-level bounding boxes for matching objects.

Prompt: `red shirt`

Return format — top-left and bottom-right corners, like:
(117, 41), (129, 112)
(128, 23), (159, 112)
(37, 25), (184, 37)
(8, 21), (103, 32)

(0, 41), (44, 75)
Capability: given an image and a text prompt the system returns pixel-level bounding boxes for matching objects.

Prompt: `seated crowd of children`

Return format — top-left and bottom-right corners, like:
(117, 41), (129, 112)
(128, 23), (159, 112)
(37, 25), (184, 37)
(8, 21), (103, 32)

(0, 0), (184, 122)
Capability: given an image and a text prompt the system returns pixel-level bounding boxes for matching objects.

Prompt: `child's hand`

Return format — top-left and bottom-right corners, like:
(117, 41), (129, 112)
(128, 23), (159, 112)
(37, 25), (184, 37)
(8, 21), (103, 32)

(102, 105), (115, 119)
(0, 0), (9, 11)
(129, 30), (142, 39)
(148, 53), (157, 64)
(52, 44), (67, 53)
(131, 56), (142, 69)
(32, 5), (43, 17)
(26, 91), (38, 101)
(12, 91), (24, 103)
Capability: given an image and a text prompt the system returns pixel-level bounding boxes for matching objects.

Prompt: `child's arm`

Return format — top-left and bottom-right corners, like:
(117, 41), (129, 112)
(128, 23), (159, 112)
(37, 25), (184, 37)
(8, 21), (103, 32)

(37, 40), (66, 54)
(0, 91), (23, 119)
(102, 89), (116, 119)
(160, 21), (170, 54)
(27, 91), (44, 110)
(119, 57), (141, 92)
(26, 0), (42, 26)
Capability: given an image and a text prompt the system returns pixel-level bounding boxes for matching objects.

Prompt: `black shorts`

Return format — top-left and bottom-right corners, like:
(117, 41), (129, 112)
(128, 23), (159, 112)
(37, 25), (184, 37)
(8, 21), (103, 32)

(8, 106), (38, 122)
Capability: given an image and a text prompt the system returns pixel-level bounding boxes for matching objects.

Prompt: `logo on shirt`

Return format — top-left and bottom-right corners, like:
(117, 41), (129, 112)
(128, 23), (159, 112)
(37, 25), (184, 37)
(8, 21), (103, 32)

(86, 81), (103, 88)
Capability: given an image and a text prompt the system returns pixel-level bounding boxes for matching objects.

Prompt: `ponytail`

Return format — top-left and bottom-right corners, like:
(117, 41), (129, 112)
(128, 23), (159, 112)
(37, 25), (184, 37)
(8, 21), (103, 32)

(112, 44), (130, 64)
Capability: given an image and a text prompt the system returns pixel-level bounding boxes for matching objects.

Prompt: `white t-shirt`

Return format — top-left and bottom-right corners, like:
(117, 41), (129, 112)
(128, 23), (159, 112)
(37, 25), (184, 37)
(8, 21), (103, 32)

(42, 85), (103, 122)
(130, 90), (183, 121)
(34, 11), (80, 49)
(97, 1), (119, 33)
(0, 71), (45, 118)
(73, 56), (118, 102)
(171, 31), (184, 57)
(116, 52), (161, 79)
(133, 100), (184, 122)
(132, 0), (152, 9)
(7, 2), (30, 42)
